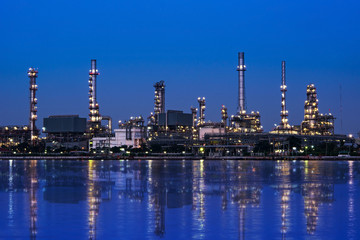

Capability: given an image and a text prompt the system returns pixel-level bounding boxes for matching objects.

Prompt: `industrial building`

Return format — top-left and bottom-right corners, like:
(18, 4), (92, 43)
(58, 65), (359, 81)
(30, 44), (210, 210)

(148, 110), (194, 148)
(43, 115), (88, 150)
(0, 126), (31, 148)
(90, 116), (146, 149)
(1, 54), (355, 156)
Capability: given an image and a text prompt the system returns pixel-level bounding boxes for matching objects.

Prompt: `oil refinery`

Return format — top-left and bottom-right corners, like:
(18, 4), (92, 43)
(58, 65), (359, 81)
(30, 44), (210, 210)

(0, 53), (357, 157)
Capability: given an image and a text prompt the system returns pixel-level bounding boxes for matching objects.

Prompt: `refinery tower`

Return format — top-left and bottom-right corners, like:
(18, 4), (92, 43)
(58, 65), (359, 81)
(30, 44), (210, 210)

(88, 59), (112, 137)
(230, 52), (262, 133)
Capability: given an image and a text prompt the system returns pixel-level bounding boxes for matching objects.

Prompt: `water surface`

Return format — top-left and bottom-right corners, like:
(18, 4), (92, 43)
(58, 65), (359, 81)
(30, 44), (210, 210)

(0, 159), (359, 239)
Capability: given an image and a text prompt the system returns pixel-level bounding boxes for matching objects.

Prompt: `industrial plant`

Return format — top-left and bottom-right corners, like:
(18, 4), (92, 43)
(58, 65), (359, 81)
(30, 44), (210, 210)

(0, 53), (356, 157)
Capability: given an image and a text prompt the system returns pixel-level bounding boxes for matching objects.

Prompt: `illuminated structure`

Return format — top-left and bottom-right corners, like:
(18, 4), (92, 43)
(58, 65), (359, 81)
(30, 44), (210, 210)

(237, 52), (246, 113)
(154, 81), (165, 125)
(91, 116), (145, 149)
(230, 52), (262, 133)
(301, 84), (335, 135)
(28, 68), (39, 145)
(191, 107), (198, 140)
(272, 61), (297, 134)
(88, 59), (101, 135)
(197, 97), (206, 126)
(230, 111), (262, 133)
(0, 126), (30, 148)
(147, 81), (193, 149)
(221, 105), (228, 130)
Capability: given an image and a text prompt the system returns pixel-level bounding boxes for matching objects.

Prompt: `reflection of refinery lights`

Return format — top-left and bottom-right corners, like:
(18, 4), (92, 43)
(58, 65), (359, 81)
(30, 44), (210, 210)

(8, 160), (14, 227)
(192, 161), (206, 230)
(29, 160), (38, 240)
(348, 161), (354, 226)
(348, 161), (353, 185)
(87, 160), (100, 240)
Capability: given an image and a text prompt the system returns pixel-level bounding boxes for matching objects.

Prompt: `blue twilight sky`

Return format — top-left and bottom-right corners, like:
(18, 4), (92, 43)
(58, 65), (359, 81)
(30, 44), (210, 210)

(1, 0), (359, 134)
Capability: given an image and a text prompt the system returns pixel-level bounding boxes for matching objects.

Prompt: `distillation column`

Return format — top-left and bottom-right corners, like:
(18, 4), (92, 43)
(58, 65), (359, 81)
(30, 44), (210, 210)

(28, 68), (38, 145)
(154, 81), (165, 125)
(88, 59), (101, 135)
(237, 52), (246, 114)
(221, 105), (228, 129)
(197, 97), (206, 126)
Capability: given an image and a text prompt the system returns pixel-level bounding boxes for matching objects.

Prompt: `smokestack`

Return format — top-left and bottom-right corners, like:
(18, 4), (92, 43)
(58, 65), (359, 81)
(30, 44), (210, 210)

(237, 52), (246, 113)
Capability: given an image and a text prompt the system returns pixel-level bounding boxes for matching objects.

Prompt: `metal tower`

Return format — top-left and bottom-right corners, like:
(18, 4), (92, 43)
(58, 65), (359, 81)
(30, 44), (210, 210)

(279, 61), (291, 130)
(237, 52), (246, 114)
(154, 81), (165, 125)
(28, 68), (38, 145)
(88, 59), (101, 134)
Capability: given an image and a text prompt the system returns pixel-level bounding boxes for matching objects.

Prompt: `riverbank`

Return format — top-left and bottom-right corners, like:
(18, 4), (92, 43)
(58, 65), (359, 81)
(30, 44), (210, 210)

(0, 155), (360, 160)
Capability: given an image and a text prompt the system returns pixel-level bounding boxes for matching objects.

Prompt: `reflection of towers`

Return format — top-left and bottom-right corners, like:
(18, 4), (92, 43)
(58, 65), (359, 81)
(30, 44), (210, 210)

(87, 160), (101, 240)
(88, 60), (101, 136)
(197, 97), (206, 126)
(192, 160), (206, 229)
(153, 190), (166, 236)
(231, 162), (261, 240)
(275, 161), (291, 239)
(154, 81), (165, 125)
(28, 160), (38, 240)
(147, 161), (166, 237)
(348, 161), (355, 239)
(302, 161), (334, 235)
(28, 68), (39, 145)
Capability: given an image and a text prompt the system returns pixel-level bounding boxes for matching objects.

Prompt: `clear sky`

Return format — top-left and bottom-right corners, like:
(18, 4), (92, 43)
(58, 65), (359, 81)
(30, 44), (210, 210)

(1, 0), (359, 134)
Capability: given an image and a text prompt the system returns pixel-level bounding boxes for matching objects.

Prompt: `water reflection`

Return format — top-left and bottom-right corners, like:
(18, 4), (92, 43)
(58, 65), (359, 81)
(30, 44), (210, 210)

(275, 161), (291, 240)
(0, 160), (359, 239)
(27, 160), (38, 240)
(302, 161), (334, 235)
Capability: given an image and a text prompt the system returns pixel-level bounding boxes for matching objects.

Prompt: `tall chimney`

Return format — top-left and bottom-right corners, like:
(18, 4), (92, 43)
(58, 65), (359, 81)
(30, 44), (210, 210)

(237, 52), (246, 113)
